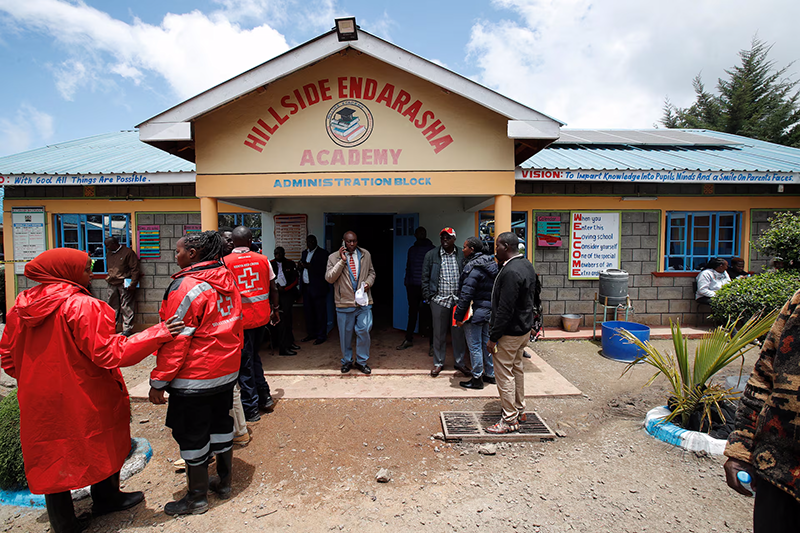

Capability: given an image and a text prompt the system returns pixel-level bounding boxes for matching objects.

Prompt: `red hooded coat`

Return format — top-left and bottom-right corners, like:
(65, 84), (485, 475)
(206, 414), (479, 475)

(0, 281), (173, 494)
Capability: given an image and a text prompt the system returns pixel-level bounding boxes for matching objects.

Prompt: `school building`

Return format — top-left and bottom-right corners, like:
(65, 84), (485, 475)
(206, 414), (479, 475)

(2, 21), (799, 330)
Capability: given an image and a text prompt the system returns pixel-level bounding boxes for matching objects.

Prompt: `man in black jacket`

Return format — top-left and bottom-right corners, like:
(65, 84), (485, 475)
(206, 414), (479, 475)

(486, 232), (538, 434)
(298, 235), (329, 345)
(397, 227), (435, 352)
(270, 247), (301, 356)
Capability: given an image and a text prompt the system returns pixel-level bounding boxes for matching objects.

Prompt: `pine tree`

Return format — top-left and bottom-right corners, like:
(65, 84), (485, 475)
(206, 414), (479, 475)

(662, 38), (800, 147)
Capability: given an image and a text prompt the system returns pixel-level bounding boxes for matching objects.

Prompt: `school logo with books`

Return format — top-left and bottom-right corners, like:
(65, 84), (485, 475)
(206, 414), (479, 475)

(325, 100), (374, 147)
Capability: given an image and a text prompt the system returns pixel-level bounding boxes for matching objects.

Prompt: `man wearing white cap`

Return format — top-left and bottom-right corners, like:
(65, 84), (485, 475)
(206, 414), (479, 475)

(422, 227), (468, 377)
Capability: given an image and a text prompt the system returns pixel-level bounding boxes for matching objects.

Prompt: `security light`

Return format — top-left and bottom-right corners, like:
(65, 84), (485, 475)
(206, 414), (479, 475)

(335, 17), (358, 42)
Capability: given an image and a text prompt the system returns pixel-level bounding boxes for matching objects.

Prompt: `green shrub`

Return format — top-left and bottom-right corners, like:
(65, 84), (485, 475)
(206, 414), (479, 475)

(754, 211), (800, 267)
(711, 270), (800, 325)
(0, 389), (26, 490)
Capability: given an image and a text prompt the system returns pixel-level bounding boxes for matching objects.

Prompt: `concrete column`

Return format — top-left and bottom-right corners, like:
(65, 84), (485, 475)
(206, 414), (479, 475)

(200, 197), (219, 231)
(494, 194), (512, 236)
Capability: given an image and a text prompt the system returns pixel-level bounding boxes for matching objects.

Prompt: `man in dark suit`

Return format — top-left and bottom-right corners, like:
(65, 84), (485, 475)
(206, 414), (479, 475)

(298, 235), (329, 345)
(270, 247), (301, 356)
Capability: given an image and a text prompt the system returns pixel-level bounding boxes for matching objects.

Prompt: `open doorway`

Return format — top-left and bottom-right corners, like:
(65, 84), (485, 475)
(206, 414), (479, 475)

(324, 213), (394, 327)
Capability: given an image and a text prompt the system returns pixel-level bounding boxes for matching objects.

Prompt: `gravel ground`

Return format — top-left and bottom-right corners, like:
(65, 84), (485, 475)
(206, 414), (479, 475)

(0, 337), (760, 533)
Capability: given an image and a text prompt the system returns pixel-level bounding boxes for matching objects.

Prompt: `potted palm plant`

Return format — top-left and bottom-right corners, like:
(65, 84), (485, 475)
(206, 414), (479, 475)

(619, 310), (778, 433)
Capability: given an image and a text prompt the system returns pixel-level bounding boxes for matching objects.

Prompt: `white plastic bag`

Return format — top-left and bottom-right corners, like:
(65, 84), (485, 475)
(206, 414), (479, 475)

(355, 282), (369, 306)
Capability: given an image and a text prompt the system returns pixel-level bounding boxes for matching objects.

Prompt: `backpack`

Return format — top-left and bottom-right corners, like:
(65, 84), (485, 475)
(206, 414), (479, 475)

(530, 273), (544, 341)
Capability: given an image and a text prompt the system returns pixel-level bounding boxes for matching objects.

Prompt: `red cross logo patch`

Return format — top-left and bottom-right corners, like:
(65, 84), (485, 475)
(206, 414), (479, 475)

(217, 294), (234, 317)
(238, 266), (260, 290)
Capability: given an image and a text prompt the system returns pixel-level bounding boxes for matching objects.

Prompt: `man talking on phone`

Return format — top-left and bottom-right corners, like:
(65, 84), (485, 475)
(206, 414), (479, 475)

(326, 231), (376, 374)
(223, 226), (280, 421)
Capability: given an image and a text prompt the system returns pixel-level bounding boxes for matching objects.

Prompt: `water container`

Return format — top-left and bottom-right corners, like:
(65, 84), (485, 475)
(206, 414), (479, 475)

(598, 269), (629, 306)
(601, 321), (650, 362)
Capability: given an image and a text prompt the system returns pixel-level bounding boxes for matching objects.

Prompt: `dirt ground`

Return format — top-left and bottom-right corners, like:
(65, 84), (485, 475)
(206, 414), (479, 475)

(1, 337), (760, 533)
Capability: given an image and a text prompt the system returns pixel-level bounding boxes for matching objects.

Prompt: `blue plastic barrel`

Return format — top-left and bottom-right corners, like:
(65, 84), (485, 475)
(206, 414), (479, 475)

(601, 321), (650, 362)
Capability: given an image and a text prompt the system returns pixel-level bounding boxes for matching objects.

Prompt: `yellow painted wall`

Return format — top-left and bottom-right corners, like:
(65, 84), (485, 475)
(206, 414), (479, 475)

(194, 53), (514, 180)
(196, 171), (515, 198)
(488, 195), (800, 270)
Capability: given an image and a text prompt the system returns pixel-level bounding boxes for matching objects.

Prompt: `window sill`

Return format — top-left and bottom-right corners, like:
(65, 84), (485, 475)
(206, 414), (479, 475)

(652, 272), (698, 277)
(91, 274), (108, 280)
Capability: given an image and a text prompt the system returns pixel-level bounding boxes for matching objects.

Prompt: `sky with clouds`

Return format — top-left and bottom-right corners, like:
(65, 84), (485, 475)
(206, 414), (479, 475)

(0, 0), (798, 157)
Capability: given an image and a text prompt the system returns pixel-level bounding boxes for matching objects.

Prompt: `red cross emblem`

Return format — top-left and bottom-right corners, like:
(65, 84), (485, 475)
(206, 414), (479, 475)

(217, 294), (234, 317)
(238, 266), (260, 290)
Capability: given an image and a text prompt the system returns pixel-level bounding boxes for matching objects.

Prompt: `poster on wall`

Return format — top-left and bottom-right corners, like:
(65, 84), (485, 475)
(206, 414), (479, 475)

(536, 215), (562, 247)
(568, 212), (620, 279)
(12, 207), (46, 274)
(274, 214), (308, 261)
(138, 225), (161, 259)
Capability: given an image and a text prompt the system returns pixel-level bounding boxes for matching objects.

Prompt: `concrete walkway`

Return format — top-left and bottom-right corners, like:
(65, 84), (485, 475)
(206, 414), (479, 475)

(128, 321), (583, 400)
(127, 321), (711, 401)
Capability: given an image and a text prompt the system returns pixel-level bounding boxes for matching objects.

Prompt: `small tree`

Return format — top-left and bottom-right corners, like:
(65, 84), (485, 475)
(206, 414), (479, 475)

(662, 38), (800, 148)
(755, 211), (800, 268)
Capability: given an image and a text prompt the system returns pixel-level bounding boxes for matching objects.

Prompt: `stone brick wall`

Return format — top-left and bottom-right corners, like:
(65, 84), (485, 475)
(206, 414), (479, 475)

(533, 210), (709, 328)
(749, 209), (799, 273)
(15, 211), (201, 330)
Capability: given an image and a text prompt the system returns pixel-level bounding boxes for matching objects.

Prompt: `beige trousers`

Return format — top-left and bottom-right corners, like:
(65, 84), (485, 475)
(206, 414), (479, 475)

(231, 384), (247, 437)
(494, 334), (529, 424)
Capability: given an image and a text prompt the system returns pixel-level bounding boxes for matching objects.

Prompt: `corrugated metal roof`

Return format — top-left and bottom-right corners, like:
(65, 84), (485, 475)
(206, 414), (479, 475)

(554, 129), (741, 146)
(0, 131), (195, 175)
(524, 129), (800, 173)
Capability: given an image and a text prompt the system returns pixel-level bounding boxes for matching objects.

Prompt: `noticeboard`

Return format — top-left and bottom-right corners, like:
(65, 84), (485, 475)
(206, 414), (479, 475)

(12, 207), (46, 274)
(568, 211), (621, 279)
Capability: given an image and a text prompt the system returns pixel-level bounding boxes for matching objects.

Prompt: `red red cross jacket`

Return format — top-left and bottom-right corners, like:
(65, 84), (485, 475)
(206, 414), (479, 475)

(150, 260), (243, 395)
(223, 248), (273, 329)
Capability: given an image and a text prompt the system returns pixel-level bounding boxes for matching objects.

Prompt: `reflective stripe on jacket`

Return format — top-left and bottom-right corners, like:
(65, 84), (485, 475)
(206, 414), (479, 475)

(151, 260), (243, 395)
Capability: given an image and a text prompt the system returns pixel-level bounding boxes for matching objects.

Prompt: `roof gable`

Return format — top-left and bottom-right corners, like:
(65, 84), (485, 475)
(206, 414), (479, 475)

(137, 28), (562, 163)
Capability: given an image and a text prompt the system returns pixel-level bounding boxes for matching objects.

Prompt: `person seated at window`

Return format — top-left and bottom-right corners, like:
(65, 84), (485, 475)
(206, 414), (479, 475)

(727, 257), (749, 280)
(668, 257), (684, 271)
(695, 257), (731, 305)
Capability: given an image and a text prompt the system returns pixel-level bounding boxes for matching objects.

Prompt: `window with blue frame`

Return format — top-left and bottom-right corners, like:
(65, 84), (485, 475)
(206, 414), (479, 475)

(54, 214), (131, 273)
(218, 213), (262, 246)
(664, 211), (741, 271)
(478, 211), (528, 256)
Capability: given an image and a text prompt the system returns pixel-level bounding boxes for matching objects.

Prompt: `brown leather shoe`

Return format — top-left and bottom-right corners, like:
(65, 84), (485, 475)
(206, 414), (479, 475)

(430, 365), (443, 377)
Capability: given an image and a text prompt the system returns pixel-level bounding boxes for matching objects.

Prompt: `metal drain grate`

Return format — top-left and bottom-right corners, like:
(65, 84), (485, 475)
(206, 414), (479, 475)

(440, 411), (556, 442)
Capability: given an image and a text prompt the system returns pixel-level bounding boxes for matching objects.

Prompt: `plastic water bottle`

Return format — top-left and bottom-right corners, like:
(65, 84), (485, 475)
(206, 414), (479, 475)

(737, 471), (754, 496)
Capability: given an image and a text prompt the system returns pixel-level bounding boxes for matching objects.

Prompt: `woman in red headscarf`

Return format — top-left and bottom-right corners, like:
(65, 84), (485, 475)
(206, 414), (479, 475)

(0, 248), (184, 533)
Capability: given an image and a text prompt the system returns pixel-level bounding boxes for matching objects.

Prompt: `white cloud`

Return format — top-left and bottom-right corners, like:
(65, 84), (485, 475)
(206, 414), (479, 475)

(361, 11), (396, 43)
(212, 0), (336, 30)
(0, 104), (54, 155)
(52, 59), (89, 101)
(0, 0), (292, 100)
(467, 0), (800, 128)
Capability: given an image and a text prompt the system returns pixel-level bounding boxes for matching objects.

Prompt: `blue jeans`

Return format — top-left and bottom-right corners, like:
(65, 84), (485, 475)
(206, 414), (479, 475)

(462, 321), (494, 379)
(337, 305), (373, 366)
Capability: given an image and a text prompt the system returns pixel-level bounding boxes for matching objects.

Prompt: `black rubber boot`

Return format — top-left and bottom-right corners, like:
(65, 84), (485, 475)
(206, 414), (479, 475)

(90, 471), (145, 516)
(209, 449), (233, 499)
(45, 492), (90, 533)
(459, 376), (485, 390)
(164, 463), (209, 516)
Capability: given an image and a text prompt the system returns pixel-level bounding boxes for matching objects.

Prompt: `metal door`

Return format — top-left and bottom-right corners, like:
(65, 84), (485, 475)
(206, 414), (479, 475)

(393, 213), (419, 330)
